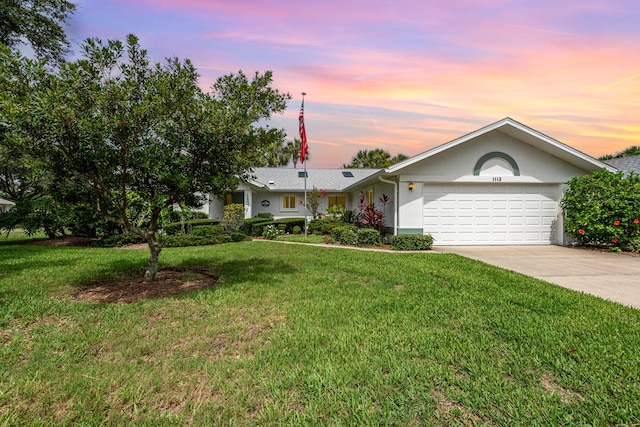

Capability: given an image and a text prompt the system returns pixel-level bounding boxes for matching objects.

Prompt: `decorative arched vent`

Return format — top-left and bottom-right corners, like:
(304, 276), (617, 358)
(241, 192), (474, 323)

(473, 151), (520, 176)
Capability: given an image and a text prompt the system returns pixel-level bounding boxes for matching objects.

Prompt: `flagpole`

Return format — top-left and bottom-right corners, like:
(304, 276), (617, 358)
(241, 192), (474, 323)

(301, 92), (308, 237)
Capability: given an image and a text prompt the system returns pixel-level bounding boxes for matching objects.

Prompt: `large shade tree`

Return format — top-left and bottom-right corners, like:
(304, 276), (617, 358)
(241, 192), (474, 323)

(2, 35), (290, 280)
(0, 0), (76, 63)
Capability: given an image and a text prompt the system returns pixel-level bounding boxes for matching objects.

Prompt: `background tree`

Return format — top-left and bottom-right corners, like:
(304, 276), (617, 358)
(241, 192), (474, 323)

(343, 148), (408, 168)
(258, 137), (289, 167)
(599, 146), (640, 161)
(0, 0), (76, 63)
(286, 137), (310, 168)
(3, 35), (290, 280)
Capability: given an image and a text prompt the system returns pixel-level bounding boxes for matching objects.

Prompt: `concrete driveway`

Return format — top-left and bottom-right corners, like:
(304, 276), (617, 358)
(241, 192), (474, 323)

(435, 245), (640, 309)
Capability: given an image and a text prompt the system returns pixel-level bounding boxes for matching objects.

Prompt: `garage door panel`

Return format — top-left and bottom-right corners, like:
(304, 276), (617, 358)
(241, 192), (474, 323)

(423, 184), (559, 245)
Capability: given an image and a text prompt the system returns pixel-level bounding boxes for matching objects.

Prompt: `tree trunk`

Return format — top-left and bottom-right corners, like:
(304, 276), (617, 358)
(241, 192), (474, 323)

(144, 237), (162, 281)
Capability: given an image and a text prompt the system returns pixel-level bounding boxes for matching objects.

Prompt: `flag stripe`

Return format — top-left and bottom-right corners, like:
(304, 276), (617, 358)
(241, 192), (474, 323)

(299, 99), (308, 163)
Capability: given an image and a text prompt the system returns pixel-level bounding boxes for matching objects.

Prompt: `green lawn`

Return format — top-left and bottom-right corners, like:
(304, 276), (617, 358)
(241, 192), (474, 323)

(1, 241), (639, 425)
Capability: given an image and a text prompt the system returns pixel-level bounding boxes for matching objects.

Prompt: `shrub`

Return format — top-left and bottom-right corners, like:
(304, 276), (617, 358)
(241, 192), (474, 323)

(305, 187), (328, 219)
(159, 233), (231, 248)
(163, 219), (221, 235)
(342, 209), (356, 224)
(162, 208), (208, 225)
(355, 192), (391, 236)
(221, 204), (246, 233)
(356, 228), (383, 247)
(95, 232), (145, 247)
(255, 212), (274, 219)
(391, 234), (434, 251)
(332, 225), (358, 246)
(562, 170), (640, 251)
(292, 225), (302, 234)
(253, 218), (305, 236)
(191, 225), (226, 238)
(230, 232), (251, 242)
(241, 217), (273, 235)
(308, 218), (343, 235)
(262, 224), (281, 240)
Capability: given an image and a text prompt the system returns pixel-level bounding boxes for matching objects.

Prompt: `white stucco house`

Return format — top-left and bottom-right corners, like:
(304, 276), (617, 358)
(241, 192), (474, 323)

(204, 117), (617, 246)
(0, 197), (15, 213)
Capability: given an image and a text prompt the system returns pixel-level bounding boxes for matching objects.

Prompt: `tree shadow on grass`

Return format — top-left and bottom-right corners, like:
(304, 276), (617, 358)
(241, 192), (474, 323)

(72, 257), (297, 304)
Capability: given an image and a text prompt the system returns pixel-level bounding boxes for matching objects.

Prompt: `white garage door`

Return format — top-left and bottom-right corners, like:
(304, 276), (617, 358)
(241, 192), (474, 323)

(423, 184), (560, 245)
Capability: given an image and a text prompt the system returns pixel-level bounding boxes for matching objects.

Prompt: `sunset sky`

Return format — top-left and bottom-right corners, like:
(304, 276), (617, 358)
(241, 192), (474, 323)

(68, 0), (640, 167)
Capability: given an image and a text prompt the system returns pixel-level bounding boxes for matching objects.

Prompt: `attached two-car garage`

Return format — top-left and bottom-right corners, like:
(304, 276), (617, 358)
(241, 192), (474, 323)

(423, 183), (561, 245)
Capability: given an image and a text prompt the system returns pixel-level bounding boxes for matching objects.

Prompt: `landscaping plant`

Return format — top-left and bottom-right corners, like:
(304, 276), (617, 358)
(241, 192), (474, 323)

(562, 170), (640, 251)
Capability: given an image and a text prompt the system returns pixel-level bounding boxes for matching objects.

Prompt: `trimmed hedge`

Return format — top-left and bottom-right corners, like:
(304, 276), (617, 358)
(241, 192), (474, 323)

(241, 217), (273, 235)
(251, 218), (305, 236)
(391, 234), (433, 251)
(163, 219), (221, 235)
(309, 218), (344, 235)
(159, 234), (231, 247)
(332, 225), (358, 246)
(94, 232), (145, 247)
(356, 228), (383, 247)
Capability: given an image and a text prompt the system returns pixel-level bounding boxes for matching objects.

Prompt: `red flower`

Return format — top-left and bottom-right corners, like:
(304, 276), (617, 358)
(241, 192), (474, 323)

(634, 219), (639, 224)
(614, 220), (621, 226)
(578, 229), (585, 235)
(611, 238), (618, 244)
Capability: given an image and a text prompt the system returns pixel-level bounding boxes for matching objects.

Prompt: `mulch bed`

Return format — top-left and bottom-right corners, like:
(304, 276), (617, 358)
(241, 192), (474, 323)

(72, 266), (218, 304)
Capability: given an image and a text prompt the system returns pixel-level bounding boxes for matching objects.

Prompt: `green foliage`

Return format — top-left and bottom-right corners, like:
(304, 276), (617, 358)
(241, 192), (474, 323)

(332, 225), (358, 246)
(599, 145), (640, 161)
(343, 148), (408, 168)
(241, 217), (273, 235)
(190, 225), (225, 238)
(0, 0), (76, 63)
(391, 234), (434, 251)
(305, 187), (327, 219)
(161, 208), (208, 225)
(356, 228), (383, 247)
(95, 232), (145, 247)
(252, 218), (305, 236)
(221, 203), (246, 233)
(561, 170), (640, 251)
(342, 209), (356, 224)
(325, 203), (345, 219)
(230, 232), (251, 242)
(1, 35), (290, 280)
(163, 219), (221, 235)
(262, 224), (281, 240)
(255, 212), (274, 219)
(158, 233), (232, 247)
(308, 218), (344, 235)
(292, 225), (302, 234)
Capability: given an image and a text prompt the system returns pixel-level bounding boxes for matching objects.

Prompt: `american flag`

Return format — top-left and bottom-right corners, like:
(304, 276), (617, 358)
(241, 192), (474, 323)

(299, 99), (308, 163)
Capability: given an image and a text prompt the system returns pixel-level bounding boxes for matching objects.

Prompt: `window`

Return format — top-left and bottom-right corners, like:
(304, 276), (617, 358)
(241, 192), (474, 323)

(225, 192), (244, 205)
(367, 190), (374, 205)
(282, 195), (297, 210)
(328, 195), (346, 208)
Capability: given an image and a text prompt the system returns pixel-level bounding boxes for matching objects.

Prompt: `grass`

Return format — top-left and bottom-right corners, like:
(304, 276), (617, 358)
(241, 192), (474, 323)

(276, 234), (327, 244)
(0, 230), (48, 245)
(1, 241), (640, 425)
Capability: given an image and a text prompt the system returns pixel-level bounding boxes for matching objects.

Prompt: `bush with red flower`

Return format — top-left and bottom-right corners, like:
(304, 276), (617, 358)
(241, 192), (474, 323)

(561, 170), (640, 252)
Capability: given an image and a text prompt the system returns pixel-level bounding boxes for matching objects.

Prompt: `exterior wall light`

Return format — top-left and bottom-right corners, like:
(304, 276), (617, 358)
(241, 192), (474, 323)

(408, 182), (415, 192)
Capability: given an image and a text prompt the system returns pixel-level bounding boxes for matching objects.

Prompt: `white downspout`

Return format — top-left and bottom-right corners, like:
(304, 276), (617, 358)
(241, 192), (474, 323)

(378, 175), (398, 235)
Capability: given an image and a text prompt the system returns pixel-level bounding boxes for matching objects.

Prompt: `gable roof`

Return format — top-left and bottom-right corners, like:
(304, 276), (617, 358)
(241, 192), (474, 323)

(385, 117), (615, 174)
(247, 167), (381, 192)
(603, 154), (640, 175)
(0, 198), (15, 206)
